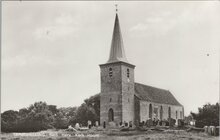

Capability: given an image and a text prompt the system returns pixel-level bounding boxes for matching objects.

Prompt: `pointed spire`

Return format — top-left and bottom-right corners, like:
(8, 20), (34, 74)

(107, 12), (128, 63)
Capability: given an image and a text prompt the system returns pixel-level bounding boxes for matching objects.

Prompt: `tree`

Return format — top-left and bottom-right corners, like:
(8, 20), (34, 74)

(68, 94), (100, 126)
(1, 110), (19, 132)
(1, 94), (100, 132)
(58, 107), (78, 127)
(15, 101), (55, 132)
(53, 111), (69, 129)
(26, 101), (54, 131)
(48, 105), (59, 115)
(72, 103), (98, 126)
(191, 102), (219, 128)
(84, 93), (100, 121)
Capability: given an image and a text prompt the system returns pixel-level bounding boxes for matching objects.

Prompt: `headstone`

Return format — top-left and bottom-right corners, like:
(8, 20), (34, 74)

(142, 121), (145, 126)
(208, 126), (212, 135)
(124, 122), (128, 127)
(119, 122), (122, 126)
(88, 120), (92, 129)
(178, 119), (184, 127)
(159, 120), (162, 126)
(95, 121), (99, 127)
(109, 121), (116, 128)
(162, 120), (166, 126)
(129, 121), (132, 128)
(168, 118), (176, 127)
(75, 123), (80, 130)
(210, 126), (215, 136)
(146, 119), (153, 127)
(216, 126), (219, 136)
(212, 126), (216, 136)
(103, 121), (106, 128)
(204, 126), (208, 134)
(153, 118), (156, 126)
(68, 125), (73, 130)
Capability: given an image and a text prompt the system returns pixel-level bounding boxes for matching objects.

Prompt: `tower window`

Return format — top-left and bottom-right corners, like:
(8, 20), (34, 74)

(109, 68), (113, 77)
(127, 68), (130, 78)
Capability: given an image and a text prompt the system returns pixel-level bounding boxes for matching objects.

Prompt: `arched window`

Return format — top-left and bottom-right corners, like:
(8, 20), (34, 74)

(149, 104), (152, 119)
(168, 107), (171, 118)
(108, 108), (114, 122)
(160, 106), (163, 120)
(127, 68), (130, 78)
(109, 98), (112, 102)
(109, 68), (113, 77)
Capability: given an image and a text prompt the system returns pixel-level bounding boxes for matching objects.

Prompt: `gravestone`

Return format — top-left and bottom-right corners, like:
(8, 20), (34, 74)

(204, 126), (208, 133)
(146, 119), (153, 127)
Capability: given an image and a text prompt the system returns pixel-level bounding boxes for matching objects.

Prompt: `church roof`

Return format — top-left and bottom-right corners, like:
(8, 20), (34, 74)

(107, 13), (128, 63)
(134, 83), (182, 106)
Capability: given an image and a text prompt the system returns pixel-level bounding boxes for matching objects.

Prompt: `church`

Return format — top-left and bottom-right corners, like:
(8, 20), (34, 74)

(99, 12), (184, 127)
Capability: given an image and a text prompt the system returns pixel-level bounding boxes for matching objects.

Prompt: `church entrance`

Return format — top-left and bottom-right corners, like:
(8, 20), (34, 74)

(108, 108), (114, 122)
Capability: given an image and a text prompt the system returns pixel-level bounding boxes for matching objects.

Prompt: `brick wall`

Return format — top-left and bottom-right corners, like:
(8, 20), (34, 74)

(121, 64), (135, 124)
(139, 101), (184, 122)
(99, 62), (135, 126)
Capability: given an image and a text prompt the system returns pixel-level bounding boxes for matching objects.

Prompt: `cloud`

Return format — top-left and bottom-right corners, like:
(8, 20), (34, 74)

(130, 22), (149, 31)
(129, 11), (177, 35)
(130, 2), (220, 36)
(2, 50), (78, 72)
(33, 13), (80, 41)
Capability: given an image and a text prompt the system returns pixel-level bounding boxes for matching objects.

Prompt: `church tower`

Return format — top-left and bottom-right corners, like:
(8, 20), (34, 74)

(99, 11), (135, 127)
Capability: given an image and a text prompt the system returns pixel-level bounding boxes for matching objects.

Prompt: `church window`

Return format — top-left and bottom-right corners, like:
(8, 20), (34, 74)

(168, 107), (171, 118)
(160, 106), (163, 120)
(109, 68), (113, 77)
(127, 68), (130, 78)
(149, 104), (152, 119)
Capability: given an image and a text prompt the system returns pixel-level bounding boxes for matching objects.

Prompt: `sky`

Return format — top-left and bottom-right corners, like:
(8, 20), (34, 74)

(2, 1), (219, 116)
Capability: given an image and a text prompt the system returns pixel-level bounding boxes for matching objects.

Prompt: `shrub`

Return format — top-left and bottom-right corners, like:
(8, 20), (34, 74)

(191, 103), (219, 128)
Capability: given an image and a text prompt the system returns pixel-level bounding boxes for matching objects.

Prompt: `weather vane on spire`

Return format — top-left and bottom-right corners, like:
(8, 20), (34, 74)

(115, 4), (118, 13)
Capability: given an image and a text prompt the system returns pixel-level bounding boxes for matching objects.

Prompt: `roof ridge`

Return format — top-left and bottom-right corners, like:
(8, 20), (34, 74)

(135, 82), (169, 92)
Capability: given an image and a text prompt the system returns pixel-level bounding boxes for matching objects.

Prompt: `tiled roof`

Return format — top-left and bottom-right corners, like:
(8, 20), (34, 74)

(135, 83), (182, 106)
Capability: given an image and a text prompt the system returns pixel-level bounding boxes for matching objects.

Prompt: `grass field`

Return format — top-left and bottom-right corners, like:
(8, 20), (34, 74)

(1, 128), (219, 140)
